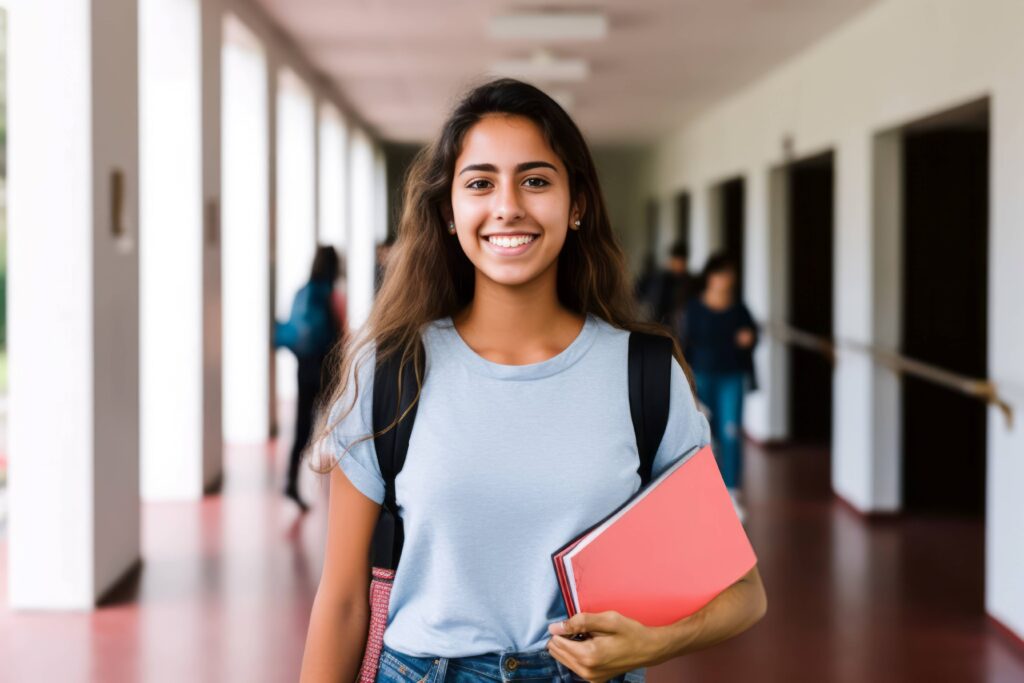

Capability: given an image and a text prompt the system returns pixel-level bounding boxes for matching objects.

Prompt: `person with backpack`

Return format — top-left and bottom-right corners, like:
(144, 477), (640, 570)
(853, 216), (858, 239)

(299, 80), (766, 683)
(277, 245), (344, 511)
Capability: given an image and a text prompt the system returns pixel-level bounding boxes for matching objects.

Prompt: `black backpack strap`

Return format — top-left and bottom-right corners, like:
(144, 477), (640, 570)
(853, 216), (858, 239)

(628, 332), (673, 486)
(371, 342), (424, 569)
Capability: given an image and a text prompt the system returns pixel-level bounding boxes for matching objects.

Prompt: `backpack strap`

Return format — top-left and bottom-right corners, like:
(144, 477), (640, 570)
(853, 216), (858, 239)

(628, 332), (674, 486)
(371, 342), (424, 570)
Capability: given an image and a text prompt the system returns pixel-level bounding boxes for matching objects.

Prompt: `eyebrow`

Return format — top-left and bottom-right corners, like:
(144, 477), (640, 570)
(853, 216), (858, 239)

(458, 161), (559, 176)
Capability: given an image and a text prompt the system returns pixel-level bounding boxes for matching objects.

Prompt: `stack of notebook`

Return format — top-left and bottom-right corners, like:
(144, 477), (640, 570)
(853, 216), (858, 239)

(551, 445), (756, 627)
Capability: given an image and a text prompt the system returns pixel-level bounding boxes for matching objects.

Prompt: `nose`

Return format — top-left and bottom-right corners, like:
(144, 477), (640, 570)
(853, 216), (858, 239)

(493, 182), (526, 223)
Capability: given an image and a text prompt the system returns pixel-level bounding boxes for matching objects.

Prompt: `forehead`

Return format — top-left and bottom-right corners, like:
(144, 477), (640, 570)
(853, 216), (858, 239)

(456, 114), (562, 168)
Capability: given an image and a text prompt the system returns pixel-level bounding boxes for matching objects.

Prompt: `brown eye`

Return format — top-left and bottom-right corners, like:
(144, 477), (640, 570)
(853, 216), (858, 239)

(467, 179), (492, 190)
(523, 177), (550, 188)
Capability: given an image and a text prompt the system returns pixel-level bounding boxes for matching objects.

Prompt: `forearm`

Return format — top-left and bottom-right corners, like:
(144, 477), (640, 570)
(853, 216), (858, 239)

(300, 591), (370, 683)
(648, 567), (767, 665)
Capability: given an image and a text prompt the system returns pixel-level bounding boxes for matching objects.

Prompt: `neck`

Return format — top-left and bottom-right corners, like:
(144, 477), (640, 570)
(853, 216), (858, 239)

(453, 265), (584, 364)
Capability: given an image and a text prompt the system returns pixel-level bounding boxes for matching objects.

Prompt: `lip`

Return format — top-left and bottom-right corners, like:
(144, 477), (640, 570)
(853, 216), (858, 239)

(481, 233), (541, 257)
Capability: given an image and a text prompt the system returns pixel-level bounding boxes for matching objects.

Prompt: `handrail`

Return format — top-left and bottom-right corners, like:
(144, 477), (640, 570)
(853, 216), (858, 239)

(766, 322), (1014, 429)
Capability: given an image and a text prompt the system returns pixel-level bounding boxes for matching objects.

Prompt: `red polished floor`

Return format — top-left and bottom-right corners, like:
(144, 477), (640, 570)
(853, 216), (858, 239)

(1, 437), (1023, 682)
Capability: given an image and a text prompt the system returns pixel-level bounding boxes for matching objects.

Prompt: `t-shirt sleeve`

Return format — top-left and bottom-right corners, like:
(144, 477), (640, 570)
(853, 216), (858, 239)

(327, 348), (386, 505)
(650, 356), (713, 480)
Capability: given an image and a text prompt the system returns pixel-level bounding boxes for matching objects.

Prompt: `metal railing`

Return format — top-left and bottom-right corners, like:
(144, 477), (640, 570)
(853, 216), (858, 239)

(767, 321), (1015, 429)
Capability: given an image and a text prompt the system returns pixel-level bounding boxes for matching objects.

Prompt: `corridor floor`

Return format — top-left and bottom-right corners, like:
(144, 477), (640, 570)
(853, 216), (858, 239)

(1, 432), (1022, 682)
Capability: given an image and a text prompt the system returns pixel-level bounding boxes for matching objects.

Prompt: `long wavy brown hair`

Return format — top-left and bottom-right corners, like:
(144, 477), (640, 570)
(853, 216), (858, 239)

(310, 78), (692, 472)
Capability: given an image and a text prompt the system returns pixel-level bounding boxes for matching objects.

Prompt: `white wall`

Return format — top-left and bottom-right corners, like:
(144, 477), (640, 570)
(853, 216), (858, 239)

(648, 0), (1024, 639)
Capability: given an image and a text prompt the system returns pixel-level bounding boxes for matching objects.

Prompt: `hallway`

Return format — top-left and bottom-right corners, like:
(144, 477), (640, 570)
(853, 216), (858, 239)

(3, 431), (1020, 682)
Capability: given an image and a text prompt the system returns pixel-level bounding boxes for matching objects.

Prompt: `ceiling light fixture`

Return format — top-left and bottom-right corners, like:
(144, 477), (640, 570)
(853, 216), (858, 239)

(490, 49), (589, 83)
(488, 11), (609, 41)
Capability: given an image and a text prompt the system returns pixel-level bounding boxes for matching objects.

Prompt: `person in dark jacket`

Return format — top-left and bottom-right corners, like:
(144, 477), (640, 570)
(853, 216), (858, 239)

(283, 245), (342, 511)
(685, 252), (757, 520)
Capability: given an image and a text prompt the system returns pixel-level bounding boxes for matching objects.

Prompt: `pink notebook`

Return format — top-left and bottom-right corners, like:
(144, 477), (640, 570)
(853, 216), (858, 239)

(552, 445), (756, 627)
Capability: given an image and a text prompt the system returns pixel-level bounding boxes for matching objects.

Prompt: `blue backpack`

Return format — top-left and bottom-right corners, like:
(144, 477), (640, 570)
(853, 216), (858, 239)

(275, 280), (336, 357)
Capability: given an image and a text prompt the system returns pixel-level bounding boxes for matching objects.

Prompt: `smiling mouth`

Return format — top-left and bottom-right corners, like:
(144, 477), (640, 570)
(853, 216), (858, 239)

(483, 234), (539, 249)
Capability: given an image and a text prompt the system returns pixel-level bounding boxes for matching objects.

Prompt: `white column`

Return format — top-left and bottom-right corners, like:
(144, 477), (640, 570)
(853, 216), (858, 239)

(374, 145), (389, 244)
(139, 0), (221, 500)
(221, 16), (270, 443)
(689, 182), (715, 270)
(831, 131), (901, 512)
(347, 128), (377, 331)
(8, 0), (140, 608)
(986, 83), (1024, 640)
(743, 167), (788, 441)
(318, 103), (348, 253)
(274, 69), (316, 402)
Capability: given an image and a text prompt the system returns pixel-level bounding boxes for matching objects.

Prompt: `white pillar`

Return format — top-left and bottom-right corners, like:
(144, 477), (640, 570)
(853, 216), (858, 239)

(375, 145), (389, 244)
(221, 16), (270, 443)
(139, 0), (222, 500)
(8, 0), (140, 608)
(347, 129), (377, 331)
(318, 103), (348, 253)
(986, 83), (1024, 641)
(831, 131), (901, 512)
(274, 69), (317, 402)
(743, 167), (788, 441)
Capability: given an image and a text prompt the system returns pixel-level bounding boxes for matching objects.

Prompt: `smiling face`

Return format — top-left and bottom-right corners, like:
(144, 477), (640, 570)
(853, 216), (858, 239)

(449, 114), (580, 289)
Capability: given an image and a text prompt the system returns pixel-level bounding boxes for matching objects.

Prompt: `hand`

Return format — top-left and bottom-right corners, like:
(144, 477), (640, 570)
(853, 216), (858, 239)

(736, 328), (755, 349)
(546, 611), (664, 683)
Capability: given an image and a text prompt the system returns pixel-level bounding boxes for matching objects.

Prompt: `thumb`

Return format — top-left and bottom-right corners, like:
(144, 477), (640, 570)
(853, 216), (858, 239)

(548, 613), (591, 637)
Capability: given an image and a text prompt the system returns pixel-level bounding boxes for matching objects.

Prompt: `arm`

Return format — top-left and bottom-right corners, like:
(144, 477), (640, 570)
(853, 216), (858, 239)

(547, 566), (767, 682)
(300, 466), (381, 683)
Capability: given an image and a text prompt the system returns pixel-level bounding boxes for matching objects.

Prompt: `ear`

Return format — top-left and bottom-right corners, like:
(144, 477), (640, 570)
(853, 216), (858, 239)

(439, 205), (454, 225)
(571, 193), (588, 223)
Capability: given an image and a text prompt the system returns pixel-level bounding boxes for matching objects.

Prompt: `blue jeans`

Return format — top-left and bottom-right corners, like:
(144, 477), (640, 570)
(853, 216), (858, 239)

(695, 372), (745, 489)
(376, 644), (645, 683)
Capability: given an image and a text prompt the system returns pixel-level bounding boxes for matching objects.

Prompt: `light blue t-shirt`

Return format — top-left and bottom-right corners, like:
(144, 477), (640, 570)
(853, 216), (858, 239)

(332, 314), (711, 658)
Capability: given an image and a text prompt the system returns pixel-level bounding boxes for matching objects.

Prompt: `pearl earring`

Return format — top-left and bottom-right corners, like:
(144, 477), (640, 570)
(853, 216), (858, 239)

(448, 221), (456, 234)
(572, 218), (581, 229)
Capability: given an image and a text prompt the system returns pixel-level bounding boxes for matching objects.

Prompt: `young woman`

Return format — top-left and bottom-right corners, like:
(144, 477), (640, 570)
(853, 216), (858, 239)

(282, 245), (344, 511)
(300, 79), (766, 683)
(684, 253), (758, 521)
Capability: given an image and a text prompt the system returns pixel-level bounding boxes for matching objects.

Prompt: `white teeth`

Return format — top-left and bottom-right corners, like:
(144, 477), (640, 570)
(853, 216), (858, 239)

(487, 234), (536, 248)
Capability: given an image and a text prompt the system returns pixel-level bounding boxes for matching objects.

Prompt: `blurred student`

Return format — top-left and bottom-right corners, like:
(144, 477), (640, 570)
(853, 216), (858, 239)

(638, 241), (695, 340)
(278, 245), (344, 511)
(685, 252), (757, 520)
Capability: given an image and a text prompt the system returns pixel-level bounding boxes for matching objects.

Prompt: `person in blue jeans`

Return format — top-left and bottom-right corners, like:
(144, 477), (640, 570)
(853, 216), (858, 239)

(684, 252), (758, 521)
(299, 80), (767, 683)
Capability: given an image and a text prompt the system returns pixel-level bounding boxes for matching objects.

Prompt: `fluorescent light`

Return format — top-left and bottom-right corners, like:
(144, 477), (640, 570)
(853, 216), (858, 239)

(490, 50), (589, 83)
(489, 12), (608, 41)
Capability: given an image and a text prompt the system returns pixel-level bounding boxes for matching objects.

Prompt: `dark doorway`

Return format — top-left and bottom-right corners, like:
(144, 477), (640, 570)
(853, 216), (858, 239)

(786, 153), (834, 443)
(675, 191), (691, 248)
(901, 104), (988, 516)
(719, 178), (745, 295)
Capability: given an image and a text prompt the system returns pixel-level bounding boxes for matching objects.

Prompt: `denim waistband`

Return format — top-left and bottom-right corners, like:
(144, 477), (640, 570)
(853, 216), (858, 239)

(377, 644), (645, 683)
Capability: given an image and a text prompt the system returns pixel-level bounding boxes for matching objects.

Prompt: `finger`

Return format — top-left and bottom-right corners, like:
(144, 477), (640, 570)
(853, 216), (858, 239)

(561, 611), (621, 635)
(547, 637), (583, 674)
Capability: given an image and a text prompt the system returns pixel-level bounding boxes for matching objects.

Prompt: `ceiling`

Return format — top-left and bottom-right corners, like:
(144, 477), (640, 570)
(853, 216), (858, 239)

(252, 0), (880, 145)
